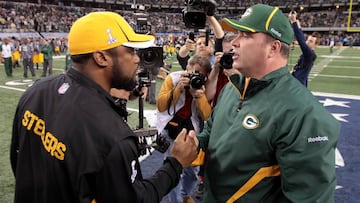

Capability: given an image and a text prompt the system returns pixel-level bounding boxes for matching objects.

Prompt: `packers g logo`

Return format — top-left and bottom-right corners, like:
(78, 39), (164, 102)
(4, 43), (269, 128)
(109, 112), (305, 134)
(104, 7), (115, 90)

(242, 114), (259, 129)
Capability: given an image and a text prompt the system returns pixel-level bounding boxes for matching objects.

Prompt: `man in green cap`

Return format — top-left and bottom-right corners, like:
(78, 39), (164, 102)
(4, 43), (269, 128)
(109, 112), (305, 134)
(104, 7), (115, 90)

(196, 4), (340, 203)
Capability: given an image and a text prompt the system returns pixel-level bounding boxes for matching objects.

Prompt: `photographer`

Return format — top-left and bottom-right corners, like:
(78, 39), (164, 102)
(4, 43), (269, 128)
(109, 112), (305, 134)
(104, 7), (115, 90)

(177, 0), (224, 70)
(206, 33), (240, 107)
(156, 55), (212, 203)
(11, 12), (199, 203)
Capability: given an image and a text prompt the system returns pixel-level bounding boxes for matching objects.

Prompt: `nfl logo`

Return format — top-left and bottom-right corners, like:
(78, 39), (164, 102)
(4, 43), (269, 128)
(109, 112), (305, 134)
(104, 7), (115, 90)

(58, 83), (70, 95)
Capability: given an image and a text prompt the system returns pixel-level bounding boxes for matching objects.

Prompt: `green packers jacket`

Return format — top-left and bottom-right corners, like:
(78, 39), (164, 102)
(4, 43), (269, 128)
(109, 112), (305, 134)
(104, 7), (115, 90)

(198, 67), (340, 203)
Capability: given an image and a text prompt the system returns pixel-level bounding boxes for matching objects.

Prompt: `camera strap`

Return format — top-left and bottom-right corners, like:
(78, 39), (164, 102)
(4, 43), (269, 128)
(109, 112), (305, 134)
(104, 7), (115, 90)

(167, 85), (176, 116)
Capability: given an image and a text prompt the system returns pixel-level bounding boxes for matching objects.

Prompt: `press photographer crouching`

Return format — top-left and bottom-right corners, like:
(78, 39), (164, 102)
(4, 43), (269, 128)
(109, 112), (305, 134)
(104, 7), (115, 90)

(156, 54), (212, 203)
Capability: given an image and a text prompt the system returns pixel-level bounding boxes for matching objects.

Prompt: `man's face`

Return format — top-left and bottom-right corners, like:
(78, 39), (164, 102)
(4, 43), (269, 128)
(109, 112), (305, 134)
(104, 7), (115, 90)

(196, 37), (213, 57)
(231, 31), (270, 76)
(306, 35), (317, 49)
(110, 46), (139, 91)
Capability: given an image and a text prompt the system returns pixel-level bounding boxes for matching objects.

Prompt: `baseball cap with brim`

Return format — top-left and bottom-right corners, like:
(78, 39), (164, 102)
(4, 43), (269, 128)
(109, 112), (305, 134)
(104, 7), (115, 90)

(68, 11), (154, 55)
(221, 4), (293, 45)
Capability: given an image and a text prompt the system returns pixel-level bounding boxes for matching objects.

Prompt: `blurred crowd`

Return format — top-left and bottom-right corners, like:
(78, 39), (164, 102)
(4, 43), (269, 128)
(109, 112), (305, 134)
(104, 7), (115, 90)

(0, 0), (359, 48)
(1, 1), (360, 33)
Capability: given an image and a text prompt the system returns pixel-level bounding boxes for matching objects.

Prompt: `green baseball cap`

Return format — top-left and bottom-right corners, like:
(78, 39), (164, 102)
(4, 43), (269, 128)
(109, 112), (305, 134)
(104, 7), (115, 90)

(221, 4), (293, 45)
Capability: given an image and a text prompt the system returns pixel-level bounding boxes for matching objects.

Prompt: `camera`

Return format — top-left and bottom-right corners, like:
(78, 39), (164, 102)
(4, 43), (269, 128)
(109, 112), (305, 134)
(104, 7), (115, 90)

(134, 128), (170, 155)
(138, 46), (164, 75)
(219, 51), (234, 69)
(134, 13), (151, 34)
(187, 71), (207, 89)
(182, 0), (207, 29)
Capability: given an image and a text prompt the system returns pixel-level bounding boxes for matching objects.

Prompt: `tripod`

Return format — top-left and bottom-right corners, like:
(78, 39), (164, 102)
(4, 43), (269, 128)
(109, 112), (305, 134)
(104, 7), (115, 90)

(133, 71), (169, 155)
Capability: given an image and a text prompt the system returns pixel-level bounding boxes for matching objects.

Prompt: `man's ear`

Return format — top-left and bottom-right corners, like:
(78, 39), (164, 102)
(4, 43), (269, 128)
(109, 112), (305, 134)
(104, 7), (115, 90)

(269, 40), (282, 57)
(92, 51), (110, 68)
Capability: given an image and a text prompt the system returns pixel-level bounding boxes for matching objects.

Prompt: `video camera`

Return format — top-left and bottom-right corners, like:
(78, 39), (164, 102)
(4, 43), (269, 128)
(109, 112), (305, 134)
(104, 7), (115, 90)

(134, 13), (151, 34)
(138, 46), (164, 75)
(133, 46), (169, 156)
(129, 17), (168, 155)
(136, 46), (164, 89)
(182, 0), (216, 29)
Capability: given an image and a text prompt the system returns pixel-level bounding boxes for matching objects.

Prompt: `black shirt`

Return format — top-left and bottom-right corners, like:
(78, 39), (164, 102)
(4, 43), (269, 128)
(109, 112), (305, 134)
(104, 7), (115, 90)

(11, 68), (182, 203)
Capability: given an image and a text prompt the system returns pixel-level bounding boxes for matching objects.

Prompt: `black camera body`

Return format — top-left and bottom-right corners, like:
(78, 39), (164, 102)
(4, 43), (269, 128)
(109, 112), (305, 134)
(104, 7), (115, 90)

(134, 128), (170, 155)
(187, 71), (206, 89)
(182, 0), (207, 29)
(219, 51), (234, 69)
(134, 13), (151, 34)
(138, 46), (164, 75)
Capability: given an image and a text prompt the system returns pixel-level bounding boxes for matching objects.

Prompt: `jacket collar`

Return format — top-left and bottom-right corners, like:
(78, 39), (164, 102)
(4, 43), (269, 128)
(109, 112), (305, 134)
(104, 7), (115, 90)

(66, 68), (128, 118)
(229, 67), (289, 100)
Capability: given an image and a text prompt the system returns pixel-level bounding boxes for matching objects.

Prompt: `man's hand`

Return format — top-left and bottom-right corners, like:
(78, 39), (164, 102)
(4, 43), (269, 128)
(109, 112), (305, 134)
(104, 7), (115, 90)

(214, 52), (223, 67)
(189, 85), (205, 99)
(288, 11), (297, 24)
(177, 72), (191, 92)
(184, 38), (196, 52)
(170, 129), (199, 167)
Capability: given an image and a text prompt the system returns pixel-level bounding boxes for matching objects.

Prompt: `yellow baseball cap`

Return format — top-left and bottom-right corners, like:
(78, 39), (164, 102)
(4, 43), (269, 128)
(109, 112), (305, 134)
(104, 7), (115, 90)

(68, 11), (155, 55)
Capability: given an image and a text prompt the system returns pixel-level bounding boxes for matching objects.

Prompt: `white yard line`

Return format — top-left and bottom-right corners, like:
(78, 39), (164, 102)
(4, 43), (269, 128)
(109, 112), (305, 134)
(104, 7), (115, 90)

(309, 48), (345, 81)
(310, 74), (360, 79)
(325, 65), (360, 69)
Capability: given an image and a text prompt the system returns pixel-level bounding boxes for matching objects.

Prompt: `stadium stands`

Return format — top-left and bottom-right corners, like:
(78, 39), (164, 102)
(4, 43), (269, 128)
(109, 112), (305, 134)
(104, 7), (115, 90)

(0, 0), (359, 46)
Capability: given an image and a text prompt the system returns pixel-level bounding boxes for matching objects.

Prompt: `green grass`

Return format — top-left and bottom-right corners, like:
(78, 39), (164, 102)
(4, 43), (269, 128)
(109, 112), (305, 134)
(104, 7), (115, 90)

(320, 68), (360, 77)
(290, 46), (360, 95)
(1, 47), (360, 201)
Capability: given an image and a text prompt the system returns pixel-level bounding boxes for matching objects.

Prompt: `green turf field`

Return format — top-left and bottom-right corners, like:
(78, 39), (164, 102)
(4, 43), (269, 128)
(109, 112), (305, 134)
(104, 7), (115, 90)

(0, 46), (359, 201)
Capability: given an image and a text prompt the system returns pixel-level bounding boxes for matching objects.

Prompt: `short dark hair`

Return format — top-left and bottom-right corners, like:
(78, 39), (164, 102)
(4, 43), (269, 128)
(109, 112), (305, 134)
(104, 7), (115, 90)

(223, 33), (237, 44)
(265, 34), (291, 58)
(70, 47), (118, 64)
(70, 53), (92, 64)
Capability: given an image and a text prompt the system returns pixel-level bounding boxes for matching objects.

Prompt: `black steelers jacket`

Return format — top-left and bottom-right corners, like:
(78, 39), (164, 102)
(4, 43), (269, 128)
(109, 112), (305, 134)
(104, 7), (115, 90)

(11, 68), (182, 203)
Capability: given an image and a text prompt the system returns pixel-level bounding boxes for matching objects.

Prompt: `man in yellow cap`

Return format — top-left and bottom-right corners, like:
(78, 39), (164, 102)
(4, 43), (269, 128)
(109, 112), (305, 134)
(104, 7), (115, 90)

(196, 4), (340, 202)
(11, 11), (199, 203)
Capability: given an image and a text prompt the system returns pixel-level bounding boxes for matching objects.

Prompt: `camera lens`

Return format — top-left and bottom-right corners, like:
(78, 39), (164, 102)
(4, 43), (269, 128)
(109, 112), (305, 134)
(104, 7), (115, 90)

(219, 52), (234, 69)
(189, 72), (205, 89)
(138, 47), (164, 75)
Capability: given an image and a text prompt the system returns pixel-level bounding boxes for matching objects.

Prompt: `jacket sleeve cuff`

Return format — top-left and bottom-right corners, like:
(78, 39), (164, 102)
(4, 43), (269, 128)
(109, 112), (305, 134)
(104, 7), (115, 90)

(164, 156), (183, 176)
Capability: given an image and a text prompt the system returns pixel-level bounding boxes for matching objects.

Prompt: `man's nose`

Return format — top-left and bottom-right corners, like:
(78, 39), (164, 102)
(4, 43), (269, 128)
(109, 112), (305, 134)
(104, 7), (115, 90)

(134, 54), (140, 63)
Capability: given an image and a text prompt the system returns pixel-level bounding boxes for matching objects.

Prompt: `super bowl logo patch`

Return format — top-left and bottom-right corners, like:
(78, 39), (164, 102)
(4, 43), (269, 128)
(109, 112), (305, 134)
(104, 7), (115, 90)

(106, 28), (118, 44)
(58, 83), (70, 95)
(242, 114), (259, 129)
